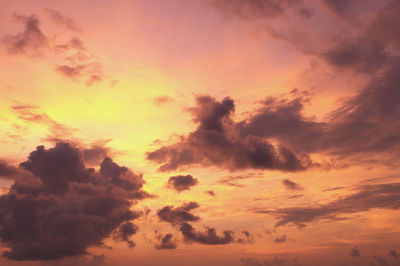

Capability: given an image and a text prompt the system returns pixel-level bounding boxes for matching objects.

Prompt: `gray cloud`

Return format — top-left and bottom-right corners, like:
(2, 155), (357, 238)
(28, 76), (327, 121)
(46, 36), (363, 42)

(167, 175), (199, 192)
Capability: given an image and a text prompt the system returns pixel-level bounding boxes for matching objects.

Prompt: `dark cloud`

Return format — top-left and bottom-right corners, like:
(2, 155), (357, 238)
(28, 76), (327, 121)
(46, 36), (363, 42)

(254, 182), (400, 228)
(2, 13), (48, 56)
(206, 190), (216, 197)
(350, 246), (360, 257)
(0, 142), (150, 260)
(274, 235), (287, 243)
(44, 8), (82, 32)
(238, 57), (400, 165)
(322, 186), (345, 192)
(322, 37), (389, 73)
(209, 0), (311, 20)
(167, 175), (199, 192)
(157, 202), (235, 245)
(157, 202), (200, 225)
(113, 222), (139, 248)
(155, 234), (177, 249)
(179, 222), (234, 245)
(282, 179), (302, 190)
(147, 95), (311, 172)
(0, 160), (21, 180)
(390, 250), (399, 258)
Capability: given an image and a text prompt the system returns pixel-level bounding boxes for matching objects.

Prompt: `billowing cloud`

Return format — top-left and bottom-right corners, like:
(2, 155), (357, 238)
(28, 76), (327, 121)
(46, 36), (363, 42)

(0, 142), (150, 260)
(0, 160), (22, 180)
(157, 202), (235, 245)
(155, 234), (177, 250)
(167, 175), (199, 192)
(147, 95), (311, 172)
(255, 183), (400, 228)
(157, 202), (200, 225)
(282, 179), (302, 190)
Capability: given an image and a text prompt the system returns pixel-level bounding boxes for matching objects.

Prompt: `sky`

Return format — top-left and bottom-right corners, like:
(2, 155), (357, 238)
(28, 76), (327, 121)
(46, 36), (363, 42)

(0, 0), (400, 265)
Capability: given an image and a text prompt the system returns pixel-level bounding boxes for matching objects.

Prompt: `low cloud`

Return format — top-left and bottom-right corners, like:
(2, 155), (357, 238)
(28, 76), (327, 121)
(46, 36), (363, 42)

(0, 142), (150, 260)
(155, 233), (177, 249)
(147, 96), (311, 172)
(167, 175), (199, 192)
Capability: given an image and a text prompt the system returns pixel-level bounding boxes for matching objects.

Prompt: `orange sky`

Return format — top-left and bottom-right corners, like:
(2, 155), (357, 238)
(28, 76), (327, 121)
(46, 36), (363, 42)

(0, 1), (400, 265)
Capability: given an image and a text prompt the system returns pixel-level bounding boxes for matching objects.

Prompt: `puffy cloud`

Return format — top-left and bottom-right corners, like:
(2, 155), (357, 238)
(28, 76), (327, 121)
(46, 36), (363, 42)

(157, 202), (235, 245)
(157, 202), (200, 225)
(0, 143), (150, 260)
(167, 175), (199, 192)
(255, 183), (400, 228)
(147, 95), (311, 172)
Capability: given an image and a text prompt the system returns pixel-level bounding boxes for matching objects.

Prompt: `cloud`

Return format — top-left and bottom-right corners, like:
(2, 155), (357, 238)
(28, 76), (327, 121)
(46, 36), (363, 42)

(3, 12), (106, 86)
(153, 96), (174, 105)
(209, 0), (312, 20)
(167, 175), (199, 192)
(113, 222), (139, 248)
(2, 13), (48, 56)
(240, 256), (301, 266)
(44, 8), (82, 32)
(179, 222), (234, 245)
(0, 160), (22, 180)
(350, 246), (360, 257)
(155, 234), (177, 250)
(147, 95), (311, 172)
(254, 182), (400, 228)
(205, 190), (216, 197)
(0, 142), (150, 260)
(157, 202), (235, 245)
(157, 202), (200, 225)
(282, 179), (302, 190)
(274, 235), (287, 243)
(390, 250), (399, 258)
(374, 255), (388, 266)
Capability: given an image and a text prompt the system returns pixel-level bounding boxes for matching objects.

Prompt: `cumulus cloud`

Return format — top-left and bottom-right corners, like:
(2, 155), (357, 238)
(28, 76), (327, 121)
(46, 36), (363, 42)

(147, 95), (311, 172)
(390, 250), (399, 258)
(254, 183), (400, 228)
(157, 202), (235, 245)
(0, 142), (150, 260)
(167, 175), (199, 192)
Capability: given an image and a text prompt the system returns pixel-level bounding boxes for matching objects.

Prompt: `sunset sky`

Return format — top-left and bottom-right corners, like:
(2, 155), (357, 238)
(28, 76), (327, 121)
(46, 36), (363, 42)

(0, 0), (400, 265)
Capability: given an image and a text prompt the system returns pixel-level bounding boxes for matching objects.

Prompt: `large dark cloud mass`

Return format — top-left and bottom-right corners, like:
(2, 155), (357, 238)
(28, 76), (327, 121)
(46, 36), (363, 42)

(167, 175), (199, 192)
(157, 202), (235, 245)
(255, 183), (400, 228)
(0, 143), (150, 260)
(147, 96), (311, 172)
